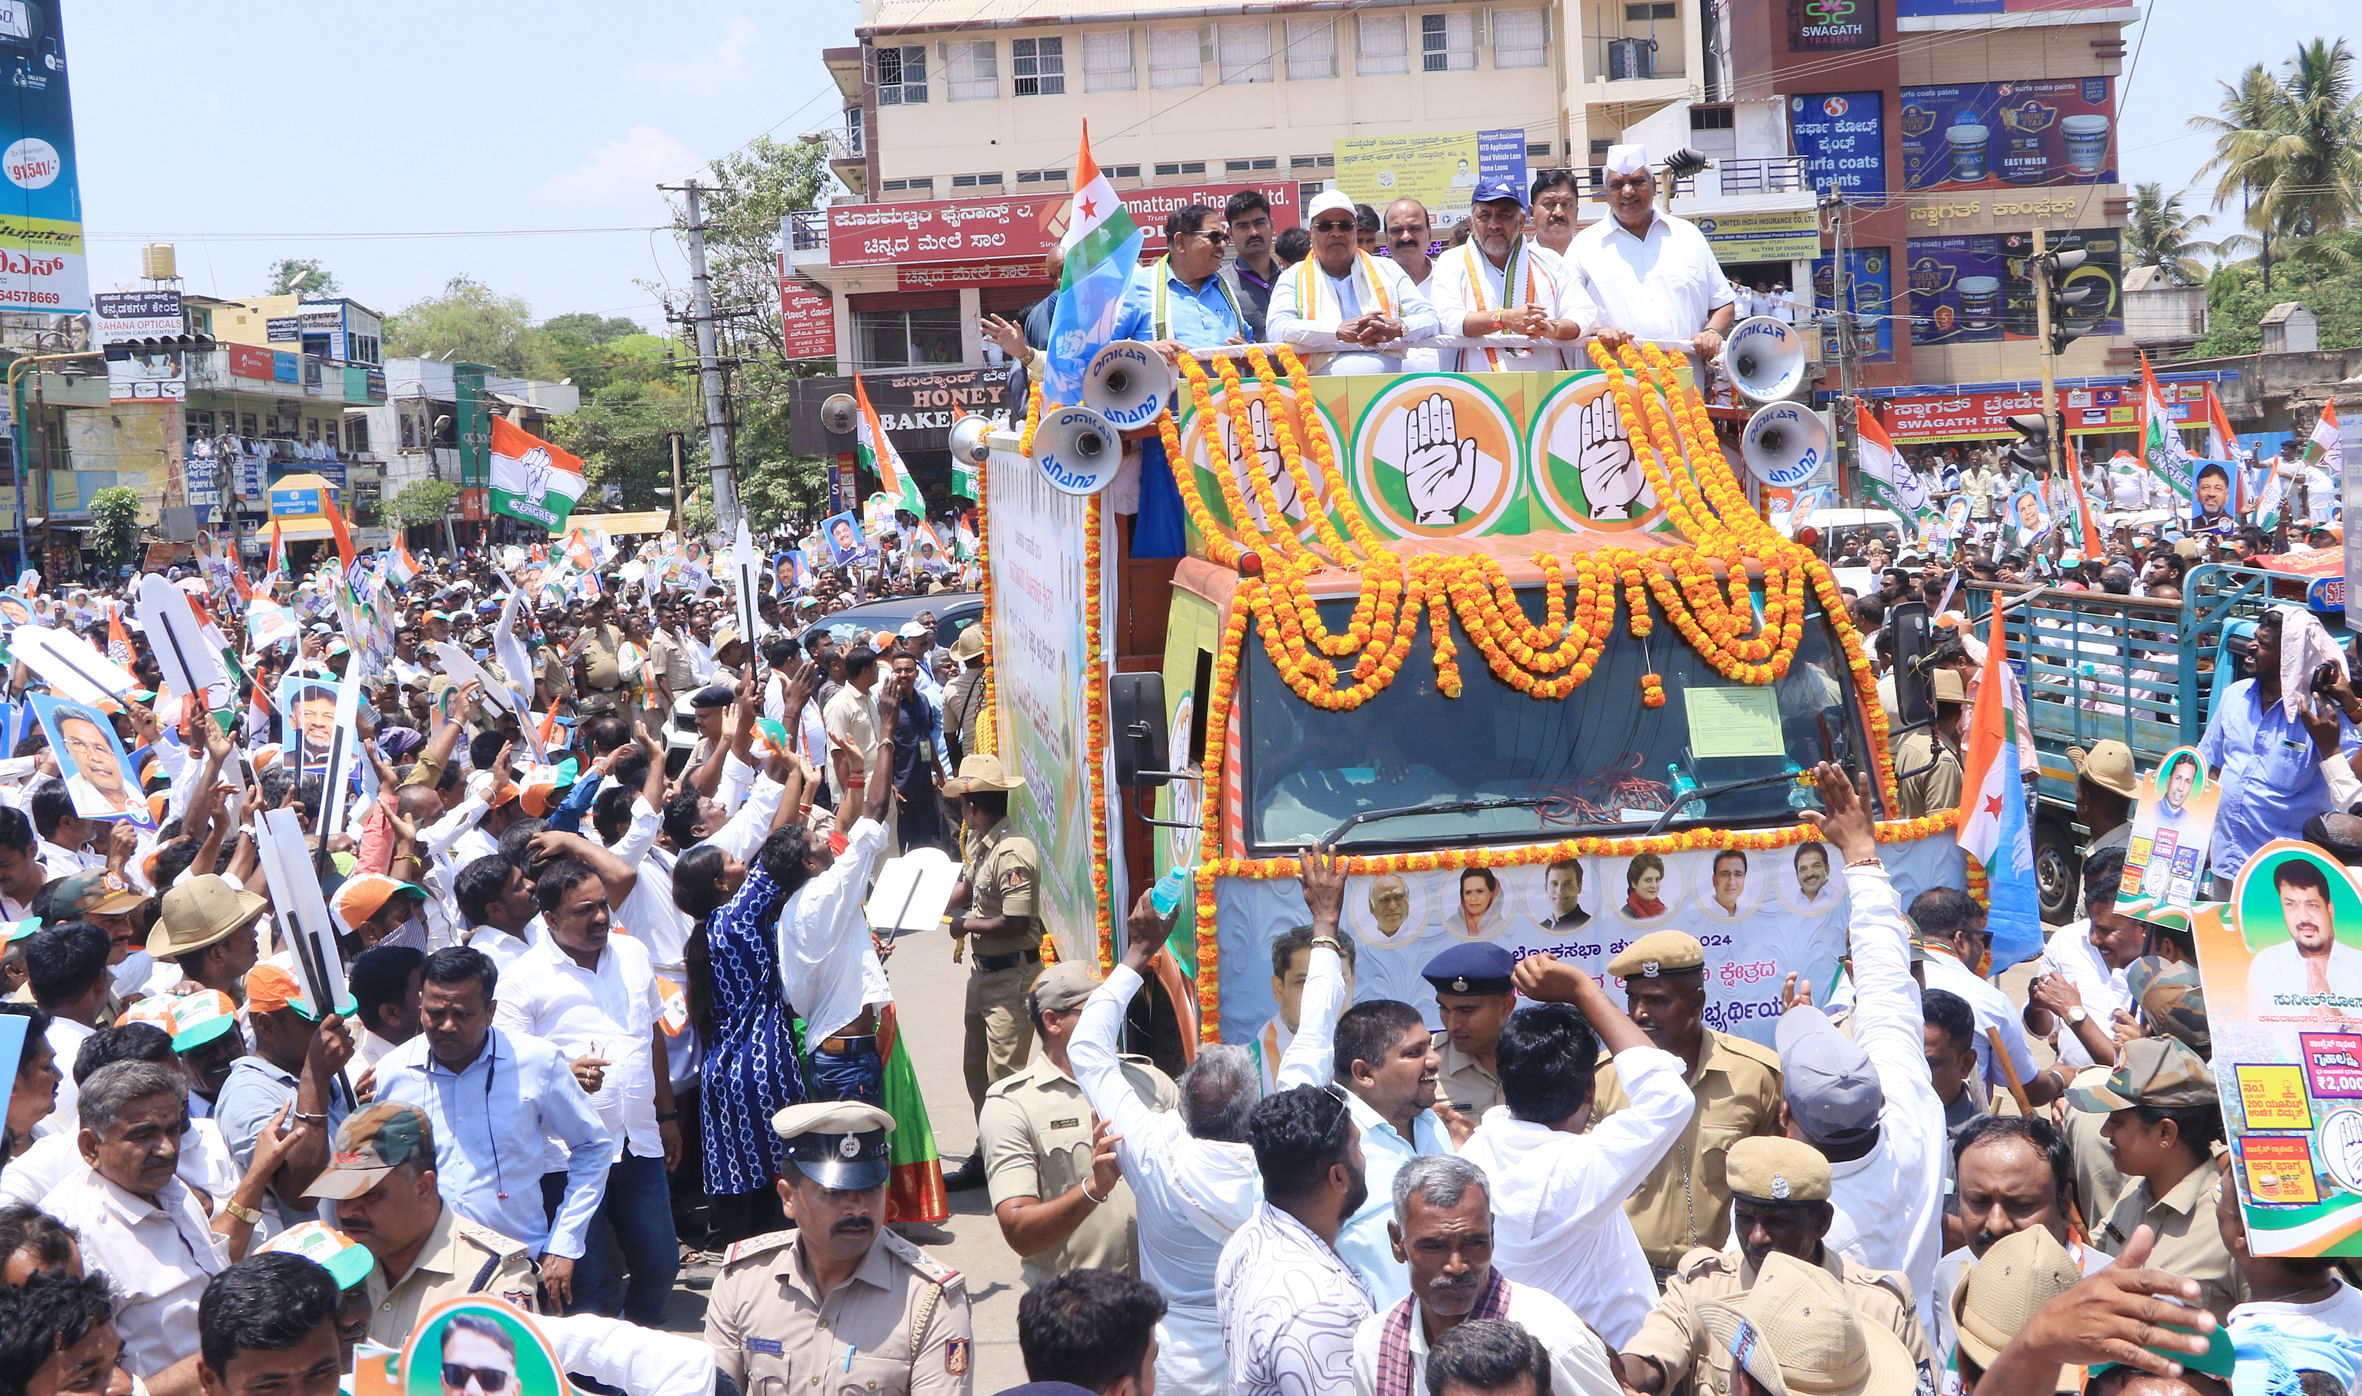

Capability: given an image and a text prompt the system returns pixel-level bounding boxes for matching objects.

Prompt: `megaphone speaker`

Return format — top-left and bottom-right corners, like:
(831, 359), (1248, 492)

(1722, 316), (1807, 404)
(1031, 405), (1123, 496)
(1082, 340), (1176, 431)
(820, 392), (857, 436)
(1740, 402), (1829, 490)
(947, 414), (994, 466)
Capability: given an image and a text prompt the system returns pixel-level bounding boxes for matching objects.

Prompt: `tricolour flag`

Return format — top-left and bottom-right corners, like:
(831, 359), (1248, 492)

(562, 527), (598, 574)
(855, 378), (925, 518)
(1044, 121), (1147, 406)
(1851, 403), (1937, 536)
(2305, 401), (2342, 474)
(950, 408), (979, 502)
(1955, 602), (2043, 971)
(2204, 385), (2242, 466)
(489, 417), (587, 532)
(321, 492), (357, 571)
(266, 519), (285, 578)
(105, 605), (132, 666)
(388, 534), (419, 587)
(2140, 352), (2195, 503)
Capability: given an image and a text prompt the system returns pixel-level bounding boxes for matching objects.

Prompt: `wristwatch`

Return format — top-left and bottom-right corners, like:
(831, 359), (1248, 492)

(2065, 1005), (2088, 1026)
(223, 1199), (263, 1226)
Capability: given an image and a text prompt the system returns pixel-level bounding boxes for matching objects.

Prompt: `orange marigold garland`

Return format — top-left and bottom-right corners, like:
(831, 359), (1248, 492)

(1083, 493), (1115, 969)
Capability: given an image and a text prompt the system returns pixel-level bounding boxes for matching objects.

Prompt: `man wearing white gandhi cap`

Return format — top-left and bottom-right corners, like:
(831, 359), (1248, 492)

(1268, 189), (1441, 374)
(1425, 174), (1600, 373)
(1571, 143), (1738, 363)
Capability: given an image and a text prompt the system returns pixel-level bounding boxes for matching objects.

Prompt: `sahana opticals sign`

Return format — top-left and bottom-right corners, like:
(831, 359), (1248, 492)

(1901, 78), (2117, 192)
(0, 0), (85, 314)
(1791, 92), (1886, 196)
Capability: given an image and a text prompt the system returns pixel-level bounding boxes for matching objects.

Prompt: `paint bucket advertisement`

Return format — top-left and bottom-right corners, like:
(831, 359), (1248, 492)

(1899, 78), (2116, 191)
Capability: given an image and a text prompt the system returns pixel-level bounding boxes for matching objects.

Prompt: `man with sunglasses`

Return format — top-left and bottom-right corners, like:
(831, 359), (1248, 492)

(1269, 190), (1439, 376)
(1113, 204), (1248, 371)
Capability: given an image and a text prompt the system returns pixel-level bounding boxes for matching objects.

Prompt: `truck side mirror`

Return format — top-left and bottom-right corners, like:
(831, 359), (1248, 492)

(1110, 672), (1170, 789)
(1886, 600), (1933, 729)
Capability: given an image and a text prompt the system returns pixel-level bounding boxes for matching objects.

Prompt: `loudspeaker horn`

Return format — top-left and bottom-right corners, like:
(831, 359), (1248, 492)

(819, 392), (858, 436)
(1082, 340), (1175, 432)
(1721, 316), (1808, 404)
(947, 413), (994, 466)
(1739, 401), (1829, 490)
(1030, 404), (1123, 496)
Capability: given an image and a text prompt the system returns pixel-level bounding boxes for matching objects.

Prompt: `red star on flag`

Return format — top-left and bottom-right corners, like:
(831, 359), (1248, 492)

(1984, 794), (2003, 816)
(1079, 196), (1097, 219)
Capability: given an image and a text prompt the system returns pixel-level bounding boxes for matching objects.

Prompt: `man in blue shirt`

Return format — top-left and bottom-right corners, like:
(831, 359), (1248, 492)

(1112, 203), (1247, 363)
(2197, 609), (2359, 892)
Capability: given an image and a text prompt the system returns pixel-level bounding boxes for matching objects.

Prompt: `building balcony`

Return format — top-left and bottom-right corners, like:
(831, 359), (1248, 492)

(787, 209), (832, 270)
(1669, 156), (1809, 199)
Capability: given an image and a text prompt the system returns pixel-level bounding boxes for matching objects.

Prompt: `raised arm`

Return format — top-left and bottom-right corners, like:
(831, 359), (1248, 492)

(1276, 844), (1350, 1090)
(1073, 889), (1183, 1146)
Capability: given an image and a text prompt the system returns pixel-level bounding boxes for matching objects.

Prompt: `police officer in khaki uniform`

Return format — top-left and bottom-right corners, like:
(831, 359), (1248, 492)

(1420, 942), (1513, 1118)
(942, 753), (1044, 1189)
(304, 1103), (542, 1346)
(1617, 1137), (1934, 1396)
(979, 961), (1177, 1288)
(1894, 668), (1966, 819)
(1591, 928), (1784, 1275)
(708, 1102), (974, 1396)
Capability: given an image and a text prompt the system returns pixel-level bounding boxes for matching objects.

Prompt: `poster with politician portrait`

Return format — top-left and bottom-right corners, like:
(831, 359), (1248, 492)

(278, 674), (341, 775)
(28, 693), (151, 828)
(1698, 848), (1768, 923)
(819, 510), (870, 566)
(1616, 850), (1688, 927)
(1348, 868), (1433, 954)
(398, 1298), (565, 1396)
(1440, 864), (1515, 942)
(1781, 841), (1842, 916)
(1527, 855), (1595, 933)
(2118, 744), (2219, 921)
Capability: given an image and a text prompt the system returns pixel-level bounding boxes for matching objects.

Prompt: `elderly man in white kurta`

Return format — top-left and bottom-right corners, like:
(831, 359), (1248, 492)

(1269, 189), (1440, 375)
(1427, 178), (1599, 373)
(1571, 144), (1737, 362)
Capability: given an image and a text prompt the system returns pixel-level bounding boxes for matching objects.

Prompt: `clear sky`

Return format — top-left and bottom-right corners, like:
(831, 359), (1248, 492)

(60, 2), (2345, 332)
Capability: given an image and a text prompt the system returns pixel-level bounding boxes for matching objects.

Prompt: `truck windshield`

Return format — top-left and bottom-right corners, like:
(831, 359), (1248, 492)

(1242, 586), (1880, 852)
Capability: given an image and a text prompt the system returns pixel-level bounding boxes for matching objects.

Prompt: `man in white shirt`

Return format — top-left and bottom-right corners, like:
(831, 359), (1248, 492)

(371, 944), (613, 1310)
(1218, 1081), (1376, 1396)
(1349, 1153), (1621, 1396)
(1329, 999), (1450, 1307)
(1454, 951), (1694, 1347)
(1427, 180), (1599, 374)
(1270, 190), (1439, 376)
(2245, 854), (2362, 1012)
(1779, 763), (1949, 1339)
(1077, 881), (1340, 1396)
(494, 856), (678, 1324)
(1572, 144), (1736, 366)
(1384, 200), (1443, 373)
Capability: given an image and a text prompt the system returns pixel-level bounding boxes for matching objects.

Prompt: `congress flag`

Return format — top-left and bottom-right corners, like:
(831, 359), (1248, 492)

(855, 377), (925, 518)
(1044, 122), (1147, 406)
(2140, 352), (2195, 503)
(388, 533), (419, 587)
(489, 417), (587, 532)
(2305, 401), (2342, 475)
(1955, 603), (2042, 970)
(1851, 403), (1936, 535)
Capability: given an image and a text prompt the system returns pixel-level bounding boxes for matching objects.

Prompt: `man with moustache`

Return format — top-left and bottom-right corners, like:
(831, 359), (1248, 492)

(706, 1102), (975, 1396)
(1791, 843), (1835, 908)
(1385, 199), (1442, 371)
(1424, 943), (1514, 1119)
(2249, 856), (2362, 1010)
(1573, 145), (1736, 369)
(1929, 1115), (2114, 1357)
(1223, 191), (1282, 338)
(1428, 179), (1597, 373)
(1268, 189), (1438, 375)
(1528, 170), (1579, 256)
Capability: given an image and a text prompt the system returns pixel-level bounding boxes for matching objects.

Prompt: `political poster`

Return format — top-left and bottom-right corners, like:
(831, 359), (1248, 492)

(1211, 837), (1963, 1046)
(819, 510), (869, 566)
(1899, 78), (2117, 192)
(277, 673), (340, 774)
(1331, 128), (1527, 227)
(1811, 248), (1895, 363)
(1904, 236), (2007, 346)
(382, 1299), (565, 1396)
(27, 691), (149, 826)
(1790, 92), (1887, 196)
(2118, 746), (2219, 920)
(2194, 840), (2362, 1256)
(0, 0), (88, 315)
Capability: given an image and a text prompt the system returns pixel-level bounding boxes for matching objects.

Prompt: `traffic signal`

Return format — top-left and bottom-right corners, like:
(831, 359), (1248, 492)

(2035, 247), (2091, 355)
(2005, 411), (2065, 474)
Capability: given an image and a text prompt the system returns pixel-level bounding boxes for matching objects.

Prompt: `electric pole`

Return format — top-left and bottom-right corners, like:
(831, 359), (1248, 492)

(670, 178), (741, 534)
(1823, 187), (1858, 507)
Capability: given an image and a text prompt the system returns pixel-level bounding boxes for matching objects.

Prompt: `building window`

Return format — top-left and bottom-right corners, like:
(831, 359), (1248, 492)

(1016, 168), (1070, 187)
(1082, 31), (1135, 92)
(951, 172), (1005, 188)
(1494, 9), (1548, 68)
(1527, 141), (1555, 157)
(1106, 163), (1142, 179)
(1290, 153), (1336, 170)
(1154, 160), (1207, 177)
(1218, 22), (1273, 84)
(945, 40), (997, 101)
(1625, 2), (1677, 18)
(855, 307), (964, 369)
(880, 177), (936, 197)
(1356, 14), (1408, 75)
(1690, 105), (1735, 130)
(1012, 36), (1065, 96)
(875, 44), (927, 105)
(1421, 13), (1476, 72)
(1225, 157), (1278, 174)
(347, 418), (370, 455)
(1284, 18), (1339, 79)
(1149, 26), (1202, 88)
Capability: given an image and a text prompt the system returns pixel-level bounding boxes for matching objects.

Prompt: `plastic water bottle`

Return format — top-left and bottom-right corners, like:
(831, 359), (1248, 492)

(1149, 865), (1192, 917)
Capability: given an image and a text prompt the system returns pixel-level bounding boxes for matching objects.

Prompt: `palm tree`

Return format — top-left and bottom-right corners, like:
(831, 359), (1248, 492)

(2122, 184), (2219, 284)
(2190, 40), (2362, 286)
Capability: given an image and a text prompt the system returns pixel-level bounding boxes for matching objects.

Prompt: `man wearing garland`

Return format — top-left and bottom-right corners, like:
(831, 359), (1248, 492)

(1268, 189), (1439, 375)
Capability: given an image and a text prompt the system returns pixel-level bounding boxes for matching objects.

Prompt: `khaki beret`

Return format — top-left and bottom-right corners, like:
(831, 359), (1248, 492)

(1725, 1135), (1831, 1204)
(1608, 928), (1706, 979)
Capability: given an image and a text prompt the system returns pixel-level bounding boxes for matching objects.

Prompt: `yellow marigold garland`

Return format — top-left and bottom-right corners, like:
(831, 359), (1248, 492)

(1083, 492), (1115, 968)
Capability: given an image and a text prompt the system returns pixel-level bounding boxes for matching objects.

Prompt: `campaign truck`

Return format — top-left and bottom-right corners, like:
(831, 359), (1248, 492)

(975, 340), (1966, 1057)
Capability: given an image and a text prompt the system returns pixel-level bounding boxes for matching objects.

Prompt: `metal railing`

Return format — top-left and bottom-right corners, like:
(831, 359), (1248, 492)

(1665, 156), (1810, 198)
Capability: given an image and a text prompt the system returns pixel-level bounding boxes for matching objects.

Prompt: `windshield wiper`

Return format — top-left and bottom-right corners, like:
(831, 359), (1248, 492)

(1324, 796), (1558, 847)
(1642, 771), (1810, 836)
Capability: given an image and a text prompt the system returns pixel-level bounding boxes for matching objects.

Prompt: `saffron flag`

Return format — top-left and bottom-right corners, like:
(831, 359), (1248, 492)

(489, 417), (587, 531)
(2204, 385), (2242, 466)
(855, 377), (925, 518)
(1044, 121), (1147, 406)
(321, 493), (357, 571)
(1955, 603), (2042, 971)
(2305, 401), (2342, 474)
(2139, 352), (2196, 503)
(105, 605), (132, 666)
(266, 519), (285, 577)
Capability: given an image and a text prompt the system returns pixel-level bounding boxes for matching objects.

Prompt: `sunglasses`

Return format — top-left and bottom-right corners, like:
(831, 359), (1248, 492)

(1312, 219), (1357, 234)
(1193, 229), (1230, 245)
(1318, 1082), (1354, 1145)
(443, 1366), (511, 1394)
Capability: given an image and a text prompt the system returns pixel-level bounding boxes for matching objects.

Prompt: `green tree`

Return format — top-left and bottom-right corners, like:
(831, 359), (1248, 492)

(2191, 229), (2362, 354)
(384, 277), (555, 376)
(385, 479), (458, 527)
(2193, 40), (2362, 270)
(2124, 184), (2219, 285)
(87, 486), (142, 567)
(552, 378), (698, 510)
(266, 258), (340, 297)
